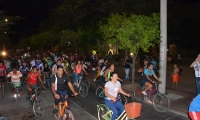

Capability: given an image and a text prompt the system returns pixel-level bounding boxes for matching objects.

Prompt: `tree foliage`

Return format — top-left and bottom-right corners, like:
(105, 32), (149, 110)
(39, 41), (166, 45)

(99, 13), (160, 54)
(99, 13), (160, 84)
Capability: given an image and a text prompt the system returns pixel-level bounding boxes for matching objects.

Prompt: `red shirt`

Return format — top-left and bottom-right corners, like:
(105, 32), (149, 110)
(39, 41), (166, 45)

(0, 65), (6, 77)
(28, 71), (39, 85)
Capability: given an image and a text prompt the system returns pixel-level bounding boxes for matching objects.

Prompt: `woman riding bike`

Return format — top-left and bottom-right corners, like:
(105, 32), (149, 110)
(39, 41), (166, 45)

(99, 63), (123, 88)
(72, 60), (88, 85)
(104, 72), (130, 120)
(140, 63), (161, 104)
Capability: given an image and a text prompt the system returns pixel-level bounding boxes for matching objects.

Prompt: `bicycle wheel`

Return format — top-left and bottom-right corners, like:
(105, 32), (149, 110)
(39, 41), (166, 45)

(83, 77), (90, 89)
(153, 93), (170, 112)
(54, 107), (61, 120)
(79, 82), (88, 98)
(32, 97), (46, 119)
(95, 86), (104, 103)
(133, 86), (145, 102)
(15, 94), (20, 107)
(63, 109), (74, 120)
(97, 104), (112, 120)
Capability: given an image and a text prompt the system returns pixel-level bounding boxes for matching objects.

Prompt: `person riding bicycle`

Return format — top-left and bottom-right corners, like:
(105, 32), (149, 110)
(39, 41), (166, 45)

(7, 67), (23, 97)
(26, 66), (46, 100)
(140, 63), (161, 103)
(104, 72), (130, 120)
(189, 94), (200, 120)
(52, 60), (66, 75)
(32, 58), (44, 74)
(51, 65), (78, 113)
(0, 60), (7, 95)
(72, 60), (88, 85)
(100, 63), (123, 88)
(19, 62), (29, 83)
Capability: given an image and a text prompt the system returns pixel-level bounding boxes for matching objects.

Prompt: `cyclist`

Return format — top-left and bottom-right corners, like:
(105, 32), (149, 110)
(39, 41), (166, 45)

(72, 60), (88, 85)
(52, 60), (63, 75)
(19, 62), (29, 83)
(140, 63), (161, 103)
(51, 65), (78, 113)
(0, 60), (7, 95)
(100, 63), (123, 87)
(26, 66), (46, 100)
(7, 67), (23, 97)
(32, 58), (44, 73)
(104, 72), (130, 120)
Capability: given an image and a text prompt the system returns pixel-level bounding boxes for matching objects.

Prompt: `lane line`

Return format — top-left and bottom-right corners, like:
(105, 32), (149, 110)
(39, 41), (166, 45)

(68, 98), (98, 120)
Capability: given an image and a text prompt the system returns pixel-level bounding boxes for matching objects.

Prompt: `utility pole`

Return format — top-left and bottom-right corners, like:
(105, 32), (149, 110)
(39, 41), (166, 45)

(159, 0), (167, 93)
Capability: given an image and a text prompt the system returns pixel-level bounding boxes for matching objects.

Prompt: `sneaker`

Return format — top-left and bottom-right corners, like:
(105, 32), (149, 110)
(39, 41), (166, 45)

(53, 108), (59, 114)
(142, 91), (147, 96)
(146, 100), (153, 104)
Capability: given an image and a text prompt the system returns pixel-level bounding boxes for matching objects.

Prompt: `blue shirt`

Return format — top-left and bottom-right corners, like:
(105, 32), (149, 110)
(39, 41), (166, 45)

(189, 94), (200, 112)
(144, 69), (154, 76)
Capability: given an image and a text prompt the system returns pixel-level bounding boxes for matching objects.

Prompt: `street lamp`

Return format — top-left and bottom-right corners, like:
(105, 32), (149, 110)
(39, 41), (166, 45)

(5, 18), (8, 22)
(2, 51), (6, 56)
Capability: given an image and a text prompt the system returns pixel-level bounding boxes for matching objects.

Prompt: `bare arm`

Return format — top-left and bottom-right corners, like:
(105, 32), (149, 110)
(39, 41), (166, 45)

(190, 61), (197, 68)
(119, 87), (129, 97)
(51, 83), (57, 95)
(82, 65), (88, 75)
(38, 74), (45, 89)
(153, 73), (160, 82)
(104, 69), (109, 81)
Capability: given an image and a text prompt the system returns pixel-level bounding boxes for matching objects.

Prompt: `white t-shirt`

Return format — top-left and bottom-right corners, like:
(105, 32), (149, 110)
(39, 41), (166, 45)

(4, 60), (11, 69)
(7, 71), (22, 83)
(105, 81), (121, 100)
(194, 62), (200, 77)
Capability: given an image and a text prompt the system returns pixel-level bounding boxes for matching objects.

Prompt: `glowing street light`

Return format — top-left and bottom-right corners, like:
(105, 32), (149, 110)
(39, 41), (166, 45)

(5, 18), (8, 22)
(2, 51), (6, 56)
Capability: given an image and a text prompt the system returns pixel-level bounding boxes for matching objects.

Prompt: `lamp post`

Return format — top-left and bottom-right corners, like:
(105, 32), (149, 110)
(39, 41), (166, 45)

(159, 0), (167, 94)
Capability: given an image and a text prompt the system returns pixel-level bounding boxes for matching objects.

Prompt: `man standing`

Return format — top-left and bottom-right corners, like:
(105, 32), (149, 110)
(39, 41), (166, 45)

(124, 56), (132, 80)
(190, 54), (200, 95)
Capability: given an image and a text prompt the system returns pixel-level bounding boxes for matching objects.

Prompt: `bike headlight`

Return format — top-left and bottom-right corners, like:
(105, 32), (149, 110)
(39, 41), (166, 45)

(13, 94), (17, 98)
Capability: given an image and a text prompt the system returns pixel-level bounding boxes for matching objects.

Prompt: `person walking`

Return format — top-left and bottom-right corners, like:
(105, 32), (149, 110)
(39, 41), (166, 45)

(190, 54), (200, 95)
(124, 56), (132, 80)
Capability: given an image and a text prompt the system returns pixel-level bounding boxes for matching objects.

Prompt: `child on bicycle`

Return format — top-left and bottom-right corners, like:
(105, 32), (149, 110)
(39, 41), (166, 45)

(7, 67), (23, 97)
(104, 72), (130, 120)
(140, 63), (161, 104)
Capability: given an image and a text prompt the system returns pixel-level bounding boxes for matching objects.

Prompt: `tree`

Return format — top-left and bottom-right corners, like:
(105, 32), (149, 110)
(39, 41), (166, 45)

(99, 13), (160, 84)
(59, 29), (82, 54)
(30, 31), (59, 50)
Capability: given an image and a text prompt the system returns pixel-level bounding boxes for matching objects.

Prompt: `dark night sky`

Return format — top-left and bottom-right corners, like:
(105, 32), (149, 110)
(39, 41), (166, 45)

(0, 0), (63, 44)
(0, 0), (200, 45)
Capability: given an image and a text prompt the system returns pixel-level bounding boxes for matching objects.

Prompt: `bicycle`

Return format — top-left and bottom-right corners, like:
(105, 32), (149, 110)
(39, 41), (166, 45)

(81, 74), (90, 89)
(11, 82), (22, 107)
(73, 75), (88, 98)
(133, 82), (170, 112)
(97, 95), (137, 120)
(95, 85), (132, 104)
(27, 85), (46, 119)
(54, 95), (74, 120)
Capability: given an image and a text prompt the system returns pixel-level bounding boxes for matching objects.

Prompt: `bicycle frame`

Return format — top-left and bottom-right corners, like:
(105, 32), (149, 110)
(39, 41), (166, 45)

(58, 101), (68, 117)
(144, 83), (159, 98)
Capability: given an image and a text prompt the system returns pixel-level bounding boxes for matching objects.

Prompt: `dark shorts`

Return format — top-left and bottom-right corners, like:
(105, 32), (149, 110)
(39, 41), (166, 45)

(54, 90), (68, 105)
(140, 80), (147, 86)
(0, 76), (5, 82)
(29, 84), (37, 89)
